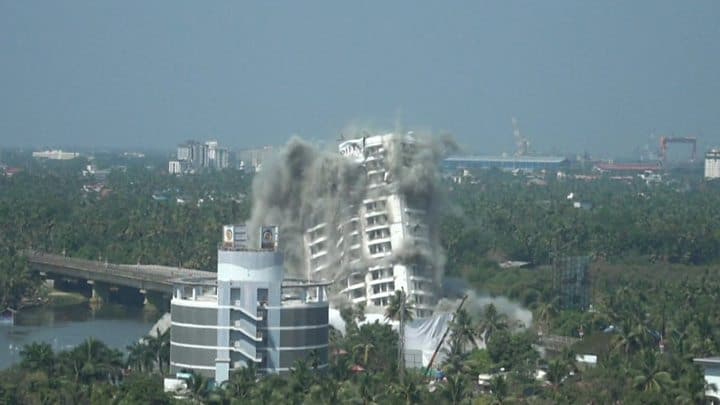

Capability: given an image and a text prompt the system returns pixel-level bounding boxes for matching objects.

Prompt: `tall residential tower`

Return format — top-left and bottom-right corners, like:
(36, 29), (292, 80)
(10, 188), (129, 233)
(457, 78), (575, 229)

(303, 133), (438, 317)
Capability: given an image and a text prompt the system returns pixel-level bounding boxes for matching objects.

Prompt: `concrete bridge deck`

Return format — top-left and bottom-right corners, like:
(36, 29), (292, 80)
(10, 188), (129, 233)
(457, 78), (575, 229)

(25, 251), (214, 294)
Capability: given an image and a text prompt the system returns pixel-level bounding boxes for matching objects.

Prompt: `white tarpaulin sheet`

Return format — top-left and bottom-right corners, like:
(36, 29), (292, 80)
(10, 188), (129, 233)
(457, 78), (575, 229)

(328, 308), (454, 368)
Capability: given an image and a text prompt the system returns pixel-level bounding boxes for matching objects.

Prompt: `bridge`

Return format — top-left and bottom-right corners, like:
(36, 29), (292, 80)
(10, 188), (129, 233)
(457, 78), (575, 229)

(25, 251), (214, 308)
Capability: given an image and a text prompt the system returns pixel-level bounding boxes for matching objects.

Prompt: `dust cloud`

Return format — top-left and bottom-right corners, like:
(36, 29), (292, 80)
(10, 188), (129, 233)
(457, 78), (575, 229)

(248, 131), (454, 291)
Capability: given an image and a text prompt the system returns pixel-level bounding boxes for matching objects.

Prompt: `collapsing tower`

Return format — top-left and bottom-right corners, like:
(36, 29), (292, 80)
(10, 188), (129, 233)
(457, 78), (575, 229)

(552, 256), (591, 311)
(303, 133), (441, 317)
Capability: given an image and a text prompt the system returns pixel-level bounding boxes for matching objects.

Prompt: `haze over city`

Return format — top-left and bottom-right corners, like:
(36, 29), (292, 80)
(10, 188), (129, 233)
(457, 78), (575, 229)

(2, 1), (719, 154)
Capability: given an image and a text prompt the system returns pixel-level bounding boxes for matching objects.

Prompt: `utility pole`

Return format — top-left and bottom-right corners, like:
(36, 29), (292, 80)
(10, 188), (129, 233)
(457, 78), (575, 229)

(398, 288), (406, 384)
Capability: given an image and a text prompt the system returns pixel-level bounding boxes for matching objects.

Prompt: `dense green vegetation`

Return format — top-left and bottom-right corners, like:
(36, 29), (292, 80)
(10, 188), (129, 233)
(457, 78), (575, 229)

(442, 169), (720, 267)
(2, 154), (720, 402)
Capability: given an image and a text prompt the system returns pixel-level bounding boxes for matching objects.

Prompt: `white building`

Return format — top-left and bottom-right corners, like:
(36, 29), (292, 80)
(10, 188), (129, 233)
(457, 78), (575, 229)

(32, 150), (79, 160)
(694, 357), (720, 402)
(168, 160), (183, 174)
(170, 225), (329, 383)
(177, 145), (191, 161)
(705, 149), (720, 179)
(174, 140), (229, 172)
(303, 134), (437, 317)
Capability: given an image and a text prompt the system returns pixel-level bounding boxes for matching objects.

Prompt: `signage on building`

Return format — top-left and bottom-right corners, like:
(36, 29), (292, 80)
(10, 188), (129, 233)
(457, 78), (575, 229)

(223, 225), (248, 248)
(260, 226), (278, 250)
(223, 226), (234, 244)
(339, 140), (364, 161)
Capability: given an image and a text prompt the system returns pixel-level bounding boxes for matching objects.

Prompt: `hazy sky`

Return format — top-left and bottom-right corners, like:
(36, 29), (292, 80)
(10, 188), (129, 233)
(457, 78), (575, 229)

(1, 1), (719, 155)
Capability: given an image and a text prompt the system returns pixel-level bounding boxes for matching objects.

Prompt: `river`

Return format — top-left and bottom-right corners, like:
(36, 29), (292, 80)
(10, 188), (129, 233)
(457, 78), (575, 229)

(0, 303), (160, 370)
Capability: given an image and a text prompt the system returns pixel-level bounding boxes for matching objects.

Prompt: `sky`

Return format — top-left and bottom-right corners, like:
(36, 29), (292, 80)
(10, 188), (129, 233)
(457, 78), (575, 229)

(1, 1), (719, 156)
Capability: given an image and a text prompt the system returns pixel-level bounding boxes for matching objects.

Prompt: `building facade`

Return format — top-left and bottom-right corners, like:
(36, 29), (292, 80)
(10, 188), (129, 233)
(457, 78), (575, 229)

(168, 160), (183, 174)
(443, 155), (568, 173)
(170, 225), (329, 383)
(705, 149), (720, 179)
(173, 140), (230, 173)
(303, 134), (437, 317)
(32, 150), (79, 160)
(693, 357), (720, 402)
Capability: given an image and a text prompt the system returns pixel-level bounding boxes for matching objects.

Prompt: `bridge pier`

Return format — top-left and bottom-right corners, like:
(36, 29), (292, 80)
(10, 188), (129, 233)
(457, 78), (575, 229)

(88, 280), (110, 306)
(142, 290), (170, 313)
(54, 278), (92, 296)
(111, 286), (145, 307)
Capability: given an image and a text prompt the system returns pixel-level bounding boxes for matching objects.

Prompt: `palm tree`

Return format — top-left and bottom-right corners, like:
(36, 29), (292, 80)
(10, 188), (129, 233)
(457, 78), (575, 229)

(353, 343), (375, 367)
(384, 290), (414, 322)
(488, 375), (508, 404)
(289, 359), (313, 400)
(144, 327), (170, 374)
(443, 335), (471, 376)
(534, 299), (558, 335)
(389, 372), (422, 405)
(477, 304), (508, 344)
(611, 319), (653, 359)
(126, 341), (154, 373)
(19, 341), (55, 373)
(307, 378), (342, 405)
(61, 337), (124, 384)
(442, 373), (469, 405)
(220, 362), (257, 401)
(632, 350), (674, 393)
(187, 372), (212, 402)
(546, 358), (568, 389)
(450, 308), (476, 350)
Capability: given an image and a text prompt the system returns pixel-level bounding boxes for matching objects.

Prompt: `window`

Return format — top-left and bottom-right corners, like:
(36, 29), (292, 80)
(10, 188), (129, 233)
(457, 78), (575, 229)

(368, 228), (390, 241)
(257, 288), (268, 306)
(366, 215), (388, 227)
(369, 242), (392, 255)
(365, 200), (386, 212)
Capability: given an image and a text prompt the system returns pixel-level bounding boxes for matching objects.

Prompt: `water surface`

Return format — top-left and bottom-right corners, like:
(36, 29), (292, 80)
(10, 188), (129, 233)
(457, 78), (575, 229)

(0, 303), (160, 369)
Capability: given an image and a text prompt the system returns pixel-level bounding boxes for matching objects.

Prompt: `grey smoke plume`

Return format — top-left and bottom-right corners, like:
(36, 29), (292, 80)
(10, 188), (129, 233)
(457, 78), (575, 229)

(439, 278), (533, 333)
(247, 137), (367, 276)
(248, 131), (454, 292)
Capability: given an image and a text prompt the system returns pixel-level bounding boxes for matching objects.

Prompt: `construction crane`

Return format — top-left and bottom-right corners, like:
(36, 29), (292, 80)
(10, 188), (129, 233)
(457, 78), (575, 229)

(424, 294), (469, 377)
(659, 136), (697, 162)
(512, 117), (530, 156)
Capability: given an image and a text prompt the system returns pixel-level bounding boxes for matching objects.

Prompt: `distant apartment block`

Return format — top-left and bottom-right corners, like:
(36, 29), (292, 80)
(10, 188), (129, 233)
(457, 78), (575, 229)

(32, 150), (79, 160)
(705, 149), (720, 179)
(237, 146), (276, 172)
(171, 140), (230, 174)
(168, 160), (187, 175)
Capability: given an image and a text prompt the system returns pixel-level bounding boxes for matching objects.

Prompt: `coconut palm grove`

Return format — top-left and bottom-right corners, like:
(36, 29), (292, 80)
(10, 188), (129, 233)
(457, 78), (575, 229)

(1, 150), (720, 403)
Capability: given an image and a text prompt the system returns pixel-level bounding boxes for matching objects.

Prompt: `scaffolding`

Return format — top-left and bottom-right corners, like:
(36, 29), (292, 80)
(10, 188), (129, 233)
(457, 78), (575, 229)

(553, 256), (591, 311)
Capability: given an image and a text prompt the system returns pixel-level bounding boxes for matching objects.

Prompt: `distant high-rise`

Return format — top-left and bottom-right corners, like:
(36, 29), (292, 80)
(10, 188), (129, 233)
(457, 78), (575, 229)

(173, 140), (230, 173)
(705, 149), (720, 179)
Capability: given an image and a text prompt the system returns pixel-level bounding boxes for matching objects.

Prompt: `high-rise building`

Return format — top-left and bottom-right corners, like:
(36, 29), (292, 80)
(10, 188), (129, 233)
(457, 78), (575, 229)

(177, 145), (191, 162)
(705, 149), (720, 179)
(168, 160), (182, 174)
(303, 134), (437, 317)
(174, 140), (230, 172)
(170, 225), (330, 383)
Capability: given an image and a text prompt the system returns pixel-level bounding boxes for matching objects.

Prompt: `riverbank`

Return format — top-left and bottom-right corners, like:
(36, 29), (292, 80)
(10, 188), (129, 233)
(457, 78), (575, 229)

(47, 290), (88, 307)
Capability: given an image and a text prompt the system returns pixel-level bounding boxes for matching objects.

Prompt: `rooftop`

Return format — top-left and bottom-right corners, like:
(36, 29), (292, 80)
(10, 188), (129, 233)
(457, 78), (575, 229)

(445, 155), (567, 164)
